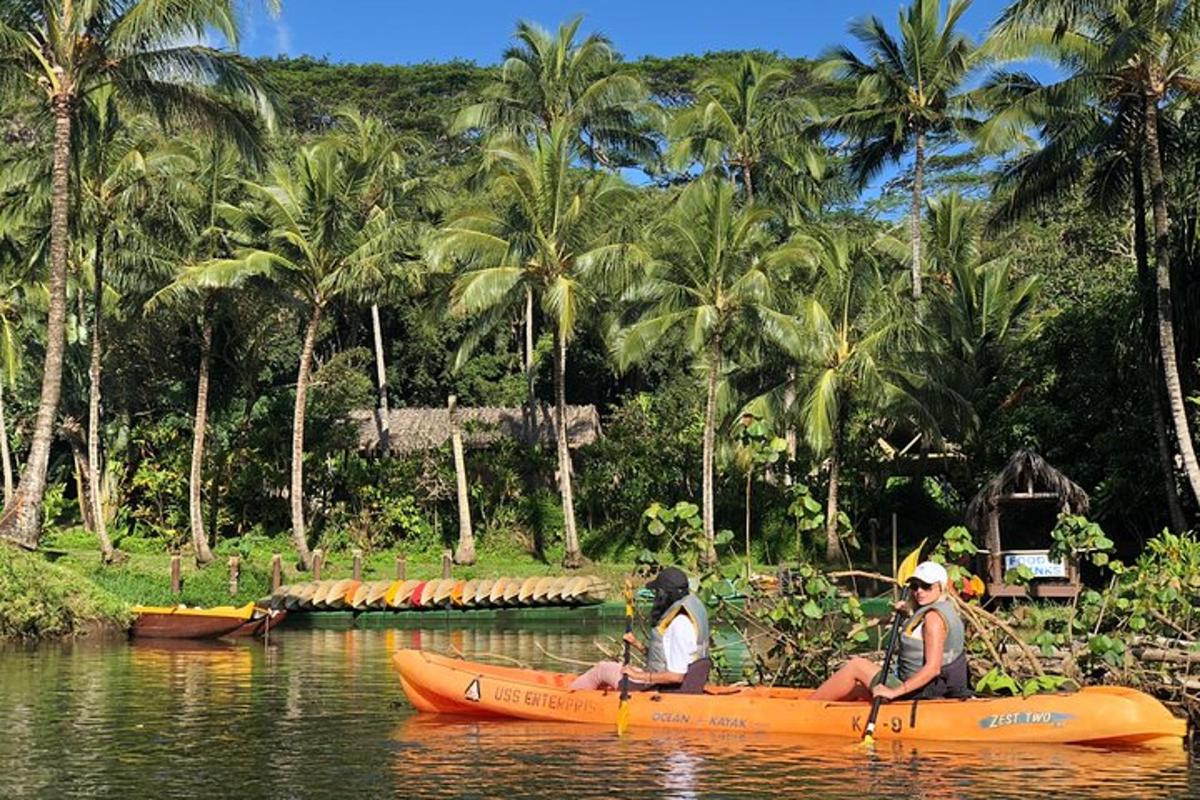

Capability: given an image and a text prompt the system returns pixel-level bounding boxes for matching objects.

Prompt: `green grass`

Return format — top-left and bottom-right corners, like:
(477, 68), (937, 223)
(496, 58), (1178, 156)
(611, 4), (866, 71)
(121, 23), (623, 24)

(0, 545), (129, 639)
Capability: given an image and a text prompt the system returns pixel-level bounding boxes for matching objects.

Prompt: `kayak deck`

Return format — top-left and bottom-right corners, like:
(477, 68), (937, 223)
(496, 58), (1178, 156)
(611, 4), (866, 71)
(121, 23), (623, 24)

(393, 649), (1186, 747)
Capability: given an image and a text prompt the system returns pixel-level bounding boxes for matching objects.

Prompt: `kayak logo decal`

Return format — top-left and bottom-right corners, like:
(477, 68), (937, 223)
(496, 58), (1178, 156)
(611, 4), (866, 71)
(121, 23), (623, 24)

(464, 679), (481, 702)
(979, 711), (1074, 729)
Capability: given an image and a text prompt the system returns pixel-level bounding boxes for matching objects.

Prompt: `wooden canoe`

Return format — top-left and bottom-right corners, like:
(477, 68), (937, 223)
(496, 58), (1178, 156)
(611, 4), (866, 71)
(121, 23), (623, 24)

(294, 582), (320, 609)
(575, 577), (610, 604)
(324, 579), (356, 609)
(391, 580), (422, 608)
(419, 580), (443, 607)
(348, 581), (372, 609)
(531, 576), (555, 604)
(131, 603), (256, 639)
(487, 578), (508, 605)
(311, 581), (335, 608)
(408, 581), (429, 608)
(516, 576), (540, 604)
(432, 579), (458, 605)
(474, 580), (494, 607)
(560, 576), (589, 603)
(544, 576), (571, 604)
(449, 580), (470, 606)
(458, 580), (478, 607)
(226, 607), (289, 638)
(365, 580), (394, 608)
(393, 649), (1187, 747)
(501, 578), (522, 605)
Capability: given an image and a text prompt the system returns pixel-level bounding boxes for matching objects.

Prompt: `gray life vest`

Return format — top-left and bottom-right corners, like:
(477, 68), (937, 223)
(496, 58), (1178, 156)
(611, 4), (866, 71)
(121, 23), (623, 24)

(645, 593), (710, 673)
(896, 596), (965, 682)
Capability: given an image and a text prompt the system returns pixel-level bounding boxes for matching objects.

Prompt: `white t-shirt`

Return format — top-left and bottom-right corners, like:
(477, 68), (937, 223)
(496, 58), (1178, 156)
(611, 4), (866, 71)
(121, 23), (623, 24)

(661, 614), (700, 674)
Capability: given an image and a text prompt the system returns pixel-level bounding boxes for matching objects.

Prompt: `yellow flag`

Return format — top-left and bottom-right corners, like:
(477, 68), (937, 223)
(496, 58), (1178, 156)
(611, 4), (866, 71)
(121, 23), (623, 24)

(896, 538), (927, 585)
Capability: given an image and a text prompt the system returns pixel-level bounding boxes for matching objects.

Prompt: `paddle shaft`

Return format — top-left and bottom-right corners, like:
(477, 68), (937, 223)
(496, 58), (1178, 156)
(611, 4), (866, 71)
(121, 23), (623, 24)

(863, 589), (909, 740)
(618, 592), (634, 703)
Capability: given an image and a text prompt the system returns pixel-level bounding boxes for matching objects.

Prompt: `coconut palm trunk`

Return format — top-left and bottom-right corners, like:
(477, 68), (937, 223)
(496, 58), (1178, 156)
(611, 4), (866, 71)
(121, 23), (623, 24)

(1143, 91), (1200, 507)
(448, 395), (475, 565)
(189, 297), (216, 565)
(87, 227), (115, 562)
(909, 130), (926, 300)
(290, 305), (321, 569)
(370, 303), (391, 456)
(0, 383), (12, 508)
(824, 418), (842, 564)
(0, 95), (73, 548)
(701, 342), (721, 565)
(524, 287), (537, 443)
(553, 332), (582, 568)
(1132, 164), (1187, 533)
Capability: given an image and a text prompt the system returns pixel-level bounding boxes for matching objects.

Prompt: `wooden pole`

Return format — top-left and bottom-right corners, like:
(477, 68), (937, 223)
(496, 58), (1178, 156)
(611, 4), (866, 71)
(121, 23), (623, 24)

(170, 554), (181, 596)
(312, 548), (324, 581)
(352, 548), (363, 581)
(441, 549), (452, 579)
(449, 395), (476, 565)
(228, 556), (240, 596)
(395, 554), (406, 580)
(270, 553), (282, 592)
(891, 513), (898, 602)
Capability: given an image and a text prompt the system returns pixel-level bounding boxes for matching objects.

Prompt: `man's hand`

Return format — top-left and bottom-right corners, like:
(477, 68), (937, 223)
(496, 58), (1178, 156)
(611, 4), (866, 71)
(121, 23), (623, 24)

(622, 665), (651, 684)
(622, 632), (645, 653)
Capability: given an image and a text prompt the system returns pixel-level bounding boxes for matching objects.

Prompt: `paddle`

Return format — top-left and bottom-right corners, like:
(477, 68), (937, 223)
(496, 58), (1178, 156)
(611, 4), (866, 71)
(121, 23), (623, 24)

(615, 577), (634, 735)
(862, 539), (925, 746)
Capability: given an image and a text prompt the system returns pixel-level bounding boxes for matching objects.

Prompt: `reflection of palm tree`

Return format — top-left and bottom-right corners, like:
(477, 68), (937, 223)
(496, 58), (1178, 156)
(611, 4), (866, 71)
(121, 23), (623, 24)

(0, 0), (271, 548)
(432, 122), (646, 567)
(615, 176), (801, 563)
(820, 0), (979, 299)
(989, 0), (1200, 510)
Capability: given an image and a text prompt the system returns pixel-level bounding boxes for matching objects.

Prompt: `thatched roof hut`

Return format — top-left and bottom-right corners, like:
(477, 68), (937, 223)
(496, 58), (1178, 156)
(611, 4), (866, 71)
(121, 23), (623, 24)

(965, 449), (1089, 534)
(966, 449), (1089, 598)
(350, 404), (602, 455)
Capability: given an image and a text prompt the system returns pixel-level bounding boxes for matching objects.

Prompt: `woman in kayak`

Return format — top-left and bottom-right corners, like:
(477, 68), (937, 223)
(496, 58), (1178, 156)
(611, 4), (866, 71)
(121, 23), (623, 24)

(569, 567), (710, 692)
(809, 561), (968, 702)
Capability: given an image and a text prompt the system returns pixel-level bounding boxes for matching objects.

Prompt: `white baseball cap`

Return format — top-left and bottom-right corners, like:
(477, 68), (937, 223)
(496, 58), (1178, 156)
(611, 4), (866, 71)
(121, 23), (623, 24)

(910, 561), (948, 587)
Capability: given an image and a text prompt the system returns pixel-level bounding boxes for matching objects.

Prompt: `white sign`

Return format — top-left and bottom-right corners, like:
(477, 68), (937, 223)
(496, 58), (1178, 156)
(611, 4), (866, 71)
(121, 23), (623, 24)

(1003, 551), (1067, 579)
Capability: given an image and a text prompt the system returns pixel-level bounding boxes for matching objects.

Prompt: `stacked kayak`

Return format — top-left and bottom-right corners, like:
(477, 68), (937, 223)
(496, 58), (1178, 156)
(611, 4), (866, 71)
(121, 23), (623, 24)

(393, 649), (1186, 747)
(271, 576), (609, 612)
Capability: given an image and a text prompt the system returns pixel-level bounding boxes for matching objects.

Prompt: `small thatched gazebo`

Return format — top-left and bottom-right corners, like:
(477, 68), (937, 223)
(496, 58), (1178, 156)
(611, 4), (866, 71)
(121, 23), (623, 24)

(349, 404), (602, 455)
(965, 449), (1090, 599)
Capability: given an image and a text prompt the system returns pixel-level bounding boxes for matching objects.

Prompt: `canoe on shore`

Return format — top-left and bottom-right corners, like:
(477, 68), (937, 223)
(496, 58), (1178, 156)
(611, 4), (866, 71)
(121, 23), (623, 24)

(392, 650), (1186, 747)
(131, 603), (256, 639)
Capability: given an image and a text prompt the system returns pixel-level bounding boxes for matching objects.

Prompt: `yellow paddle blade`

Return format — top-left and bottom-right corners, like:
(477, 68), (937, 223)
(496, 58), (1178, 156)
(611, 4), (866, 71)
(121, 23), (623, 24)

(616, 699), (631, 735)
(895, 538), (927, 585)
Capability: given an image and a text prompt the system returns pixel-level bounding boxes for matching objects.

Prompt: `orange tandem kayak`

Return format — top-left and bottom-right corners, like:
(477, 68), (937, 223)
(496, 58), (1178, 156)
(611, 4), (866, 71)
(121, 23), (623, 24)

(392, 649), (1186, 747)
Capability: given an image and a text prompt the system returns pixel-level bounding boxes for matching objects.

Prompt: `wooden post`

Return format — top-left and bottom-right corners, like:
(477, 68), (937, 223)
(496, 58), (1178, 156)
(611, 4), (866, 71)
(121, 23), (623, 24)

(891, 513), (898, 602)
(441, 549), (452, 579)
(312, 548), (324, 581)
(395, 554), (406, 580)
(271, 554), (282, 592)
(228, 556), (240, 596)
(352, 548), (363, 581)
(170, 554), (181, 596)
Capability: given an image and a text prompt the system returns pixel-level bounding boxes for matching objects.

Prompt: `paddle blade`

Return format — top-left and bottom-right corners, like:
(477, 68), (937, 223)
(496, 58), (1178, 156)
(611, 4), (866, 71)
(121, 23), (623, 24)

(616, 698), (631, 736)
(895, 538), (927, 585)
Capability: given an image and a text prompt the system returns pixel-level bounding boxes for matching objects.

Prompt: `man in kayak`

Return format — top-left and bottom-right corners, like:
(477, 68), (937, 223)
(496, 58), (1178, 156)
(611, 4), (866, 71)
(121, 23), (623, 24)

(808, 561), (969, 702)
(569, 566), (710, 692)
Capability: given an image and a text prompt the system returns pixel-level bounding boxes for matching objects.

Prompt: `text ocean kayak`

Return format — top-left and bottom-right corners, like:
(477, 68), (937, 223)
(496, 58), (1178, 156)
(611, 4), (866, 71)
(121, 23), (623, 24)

(393, 649), (1186, 747)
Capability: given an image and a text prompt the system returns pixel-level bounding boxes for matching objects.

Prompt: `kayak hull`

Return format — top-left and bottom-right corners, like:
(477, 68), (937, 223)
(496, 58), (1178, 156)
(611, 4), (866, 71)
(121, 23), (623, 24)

(392, 649), (1185, 747)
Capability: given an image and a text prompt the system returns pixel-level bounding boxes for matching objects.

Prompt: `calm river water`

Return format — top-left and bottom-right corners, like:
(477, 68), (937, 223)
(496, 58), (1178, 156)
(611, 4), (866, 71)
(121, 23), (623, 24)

(0, 621), (1194, 799)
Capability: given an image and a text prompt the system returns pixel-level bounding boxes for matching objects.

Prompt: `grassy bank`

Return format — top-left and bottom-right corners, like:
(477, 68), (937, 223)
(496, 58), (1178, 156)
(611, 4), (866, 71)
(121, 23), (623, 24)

(0, 545), (129, 639)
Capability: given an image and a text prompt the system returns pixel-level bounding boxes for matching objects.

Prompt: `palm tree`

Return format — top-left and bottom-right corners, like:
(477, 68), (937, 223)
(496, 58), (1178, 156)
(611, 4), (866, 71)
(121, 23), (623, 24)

(991, 0), (1200, 511)
(819, 0), (981, 299)
(668, 54), (827, 208)
(0, 0), (272, 549)
(774, 229), (919, 562)
(166, 139), (404, 569)
(613, 176), (802, 563)
(0, 278), (23, 508)
(431, 122), (646, 568)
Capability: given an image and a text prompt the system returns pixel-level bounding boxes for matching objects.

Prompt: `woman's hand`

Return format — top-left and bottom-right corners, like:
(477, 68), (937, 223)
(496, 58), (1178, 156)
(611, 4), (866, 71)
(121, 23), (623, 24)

(872, 684), (901, 701)
(892, 601), (908, 614)
(622, 665), (650, 684)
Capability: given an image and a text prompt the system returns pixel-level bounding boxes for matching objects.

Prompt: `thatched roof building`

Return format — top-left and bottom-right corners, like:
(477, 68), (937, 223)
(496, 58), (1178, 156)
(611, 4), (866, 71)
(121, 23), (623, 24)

(966, 449), (1089, 598)
(350, 404), (602, 455)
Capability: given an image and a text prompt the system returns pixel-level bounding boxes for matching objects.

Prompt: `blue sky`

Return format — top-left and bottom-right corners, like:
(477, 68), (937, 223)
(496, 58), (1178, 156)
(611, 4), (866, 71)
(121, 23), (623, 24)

(237, 0), (1016, 65)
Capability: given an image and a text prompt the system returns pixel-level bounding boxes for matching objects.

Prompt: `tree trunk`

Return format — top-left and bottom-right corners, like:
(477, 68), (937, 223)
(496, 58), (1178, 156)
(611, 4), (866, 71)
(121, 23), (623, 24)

(1143, 92), (1200, 508)
(370, 303), (391, 456)
(290, 306), (321, 570)
(701, 341), (721, 566)
(0, 96), (73, 548)
(909, 129), (926, 300)
(1132, 163), (1187, 533)
(784, 368), (797, 486)
(523, 287), (537, 444)
(744, 467), (752, 577)
(449, 395), (475, 565)
(87, 227), (114, 562)
(740, 157), (754, 202)
(554, 332), (582, 568)
(190, 296), (216, 565)
(0, 382), (13, 509)
(824, 418), (842, 564)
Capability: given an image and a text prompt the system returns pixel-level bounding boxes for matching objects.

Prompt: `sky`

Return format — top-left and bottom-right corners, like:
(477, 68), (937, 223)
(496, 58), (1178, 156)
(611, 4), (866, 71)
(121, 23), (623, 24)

(236, 0), (1017, 66)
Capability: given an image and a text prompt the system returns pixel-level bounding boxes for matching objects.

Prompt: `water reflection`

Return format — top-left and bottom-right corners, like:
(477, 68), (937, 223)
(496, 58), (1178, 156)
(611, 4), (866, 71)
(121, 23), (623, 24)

(0, 625), (1192, 800)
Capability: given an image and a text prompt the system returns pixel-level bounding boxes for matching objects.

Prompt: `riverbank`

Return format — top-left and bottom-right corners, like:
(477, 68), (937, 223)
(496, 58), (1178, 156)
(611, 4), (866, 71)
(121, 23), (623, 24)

(0, 545), (130, 639)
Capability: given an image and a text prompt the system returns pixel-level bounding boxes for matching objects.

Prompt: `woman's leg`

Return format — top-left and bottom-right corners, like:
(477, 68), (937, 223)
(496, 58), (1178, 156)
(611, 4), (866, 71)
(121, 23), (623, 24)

(808, 657), (880, 701)
(570, 661), (624, 690)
